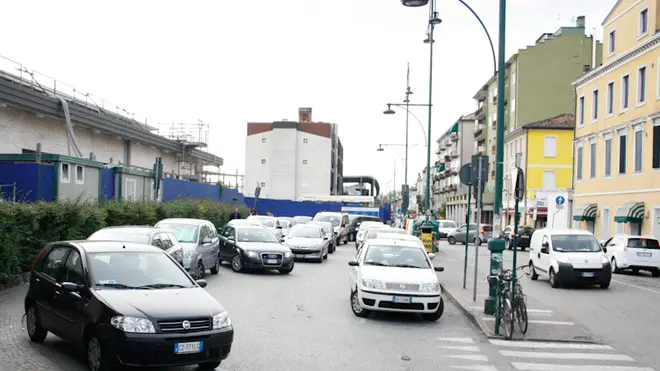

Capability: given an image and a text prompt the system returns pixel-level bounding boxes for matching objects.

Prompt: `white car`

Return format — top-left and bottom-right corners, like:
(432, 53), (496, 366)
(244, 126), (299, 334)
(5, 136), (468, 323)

(227, 219), (263, 227)
(247, 215), (283, 240)
(529, 229), (611, 289)
(348, 238), (445, 321)
(355, 221), (385, 248)
(602, 234), (660, 277)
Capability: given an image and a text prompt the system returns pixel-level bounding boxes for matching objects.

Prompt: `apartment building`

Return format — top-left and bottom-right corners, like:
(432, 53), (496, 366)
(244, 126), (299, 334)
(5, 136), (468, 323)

(244, 108), (344, 200)
(433, 113), (476, 223)
(572, 0), (660, 240)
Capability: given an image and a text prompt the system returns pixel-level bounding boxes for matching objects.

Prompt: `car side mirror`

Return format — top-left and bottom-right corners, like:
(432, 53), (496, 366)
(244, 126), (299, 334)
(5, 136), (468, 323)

(227, 236), (235, 243)
(195, 279), (208, 288)
(280, 237), (286, 243)
(541, 242), (549, 254)
(434, 266), (444, 272)
(427, 253), (436, 260)
(602, 247), (608, 253)
(348, 260), (359, 267)
(324, 236), (329, 240)
(202, 237), (212, 244)
(61, 282), (81, 292)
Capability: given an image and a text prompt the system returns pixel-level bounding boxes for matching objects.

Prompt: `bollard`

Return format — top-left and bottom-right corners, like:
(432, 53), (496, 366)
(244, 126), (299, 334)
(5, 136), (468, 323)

(484, 238), (505, 315)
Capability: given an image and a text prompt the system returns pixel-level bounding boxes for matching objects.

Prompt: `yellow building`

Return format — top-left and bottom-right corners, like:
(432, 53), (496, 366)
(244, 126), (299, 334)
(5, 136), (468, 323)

(572, 0), (660, 240)
(503, 114), (576, 228)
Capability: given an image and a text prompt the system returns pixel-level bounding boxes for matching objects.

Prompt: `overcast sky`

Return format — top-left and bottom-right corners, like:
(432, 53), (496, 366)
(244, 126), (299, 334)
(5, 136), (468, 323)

(0, 0), (614, 192)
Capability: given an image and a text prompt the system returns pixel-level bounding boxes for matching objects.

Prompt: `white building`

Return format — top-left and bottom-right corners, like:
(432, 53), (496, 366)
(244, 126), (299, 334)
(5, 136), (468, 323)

(244, 108), (344, 200)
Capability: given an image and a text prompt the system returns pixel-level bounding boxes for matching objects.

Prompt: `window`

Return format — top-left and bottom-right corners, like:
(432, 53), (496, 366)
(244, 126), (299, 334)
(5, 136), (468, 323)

(638, 66), (647, 105)
(590, 140), (597, 179)
(619, 133), (627, 174)
(151, 234), (163, 249)
(160, 233), (174, 249)
(634, 126), (643, 172)
(653, 121), (660, 170)
(592, 89), (599, 121)
(607, 30), (616, 54)
(576, 145), (583, 180)
(511, 98), (516, 112)
(260, 182), (265, 187)
(303, 138), (308, 143)
(512, 72), (516, 84)
(578, 96), (585, 125)
(542, 170), (555, 190)
(621, 74), (630, 111)
(303, 160), (308, 164)
(41, 247), (69, 281)
(261, 138), (267, 143)
(63, 251), (85, 285)
(639, 8), (648, 37)
(74, 165), (84, 184)
(604, 136), (612, 177)
(606, 82), (614, 116)
(125, 178), (137, 201)
(60, 163), (70, 183)
(261, 159), (266, 164)
(543, 136), (556, 157)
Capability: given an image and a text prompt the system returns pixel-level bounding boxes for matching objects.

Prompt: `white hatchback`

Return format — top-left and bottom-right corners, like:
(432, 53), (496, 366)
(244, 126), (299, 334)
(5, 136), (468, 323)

(348, 238), (445, 321)
(602, 234), (660, 277)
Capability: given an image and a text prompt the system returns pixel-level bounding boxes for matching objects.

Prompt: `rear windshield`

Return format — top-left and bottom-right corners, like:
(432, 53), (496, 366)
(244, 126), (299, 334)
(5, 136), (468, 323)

(628, 238), (660, 250)
(482, 225), (493, 232)
(440, 221), (457, 228)
(522, 228), (535, 236)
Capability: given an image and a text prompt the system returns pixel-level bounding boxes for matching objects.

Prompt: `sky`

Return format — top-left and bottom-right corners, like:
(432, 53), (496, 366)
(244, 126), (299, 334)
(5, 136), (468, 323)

(0, 0), (615, 193)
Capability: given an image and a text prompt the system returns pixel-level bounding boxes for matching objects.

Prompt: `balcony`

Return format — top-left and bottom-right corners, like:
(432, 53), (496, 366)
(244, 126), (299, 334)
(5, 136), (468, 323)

(450, 132), (458, 142)
(444, 154), (451, 162)
(475, 106), (485, 120)
(491, 145), (496, 155)
(450, 150), (459, 159)
(477, 145), (486, 155)
(449, 184), (457, 192)
(450, 168), (458, 176)
(491, 119), (497, 129)
(474, 123), (485, 139)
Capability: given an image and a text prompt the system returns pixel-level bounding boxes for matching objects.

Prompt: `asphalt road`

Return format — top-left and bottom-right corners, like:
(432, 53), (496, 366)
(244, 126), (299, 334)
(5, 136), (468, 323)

(0, 242), (656, 371)
(439, 239), (660, 369)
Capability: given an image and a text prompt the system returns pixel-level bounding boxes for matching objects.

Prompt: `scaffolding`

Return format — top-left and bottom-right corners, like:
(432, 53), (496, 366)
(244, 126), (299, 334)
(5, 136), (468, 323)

(157, 121), (211, 177)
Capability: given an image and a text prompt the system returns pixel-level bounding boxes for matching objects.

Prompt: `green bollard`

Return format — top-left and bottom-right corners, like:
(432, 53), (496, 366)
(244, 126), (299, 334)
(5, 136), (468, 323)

(485, 238), (505, 315)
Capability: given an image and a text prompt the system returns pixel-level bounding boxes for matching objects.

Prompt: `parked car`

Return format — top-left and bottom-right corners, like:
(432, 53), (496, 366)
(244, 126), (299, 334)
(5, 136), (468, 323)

(87, 226), (184, 266)
(218, 225), (294, 274)
(154, 218), (221, 279)
(313, 211), (349, 245)
(277, 218), (295, 237)
(355, 221), (385, 248)
(436, 220), (458, 238)
(307, 220), (336, 253)
(227, 219), (263, 227)
(447, 224), (492, 246)
(529, 229), (611, 289)
(246, 215), (283, 240)
(602, 234), (660, 277)
(293, 216), (313, 224)
(508, 226), (535, 250)
(282, 224), (329, 263)
(346, 215), (382, 242)
(348, 238), (445, 321)
(25, 241), (233, 370)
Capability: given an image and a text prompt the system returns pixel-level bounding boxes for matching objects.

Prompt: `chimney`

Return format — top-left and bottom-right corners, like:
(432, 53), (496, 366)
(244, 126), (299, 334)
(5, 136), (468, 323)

(298, 107), (312, 123)
(582, 65), (591, 73)
(576, 16), (585, 29)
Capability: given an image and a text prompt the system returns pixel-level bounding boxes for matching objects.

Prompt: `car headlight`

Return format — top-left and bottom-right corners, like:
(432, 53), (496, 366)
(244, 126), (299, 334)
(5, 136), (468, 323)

(183, 250), (196, 259)
(601, 255), (609, 265)
(556, 254), (570, 264)
(284, 251), (292, 258)
(213, 311), (232, 329)
(111, 316), (155, 333)
(420, 282), (441, 292)
(245, 250), (258, 258)
(361, 279), (386, 289)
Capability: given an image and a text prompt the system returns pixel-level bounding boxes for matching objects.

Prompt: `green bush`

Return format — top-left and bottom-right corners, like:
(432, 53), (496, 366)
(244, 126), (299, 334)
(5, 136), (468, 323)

(0, 199), (249, 281)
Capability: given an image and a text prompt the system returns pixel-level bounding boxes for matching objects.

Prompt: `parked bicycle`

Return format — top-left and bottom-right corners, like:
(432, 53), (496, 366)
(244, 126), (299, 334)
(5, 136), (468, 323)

(495, 265), (529, 340)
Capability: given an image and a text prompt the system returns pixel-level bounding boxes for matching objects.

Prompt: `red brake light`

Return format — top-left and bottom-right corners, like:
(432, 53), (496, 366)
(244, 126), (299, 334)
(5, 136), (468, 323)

(481, 227), (485, 234)
(32, 245), (48, 270)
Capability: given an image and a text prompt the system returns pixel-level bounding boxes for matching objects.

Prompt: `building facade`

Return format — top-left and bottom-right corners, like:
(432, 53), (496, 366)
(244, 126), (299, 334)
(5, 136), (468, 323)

(572, 0), (660, 240)
(503, 114), (576, 228)
(244, 108), (344, 200)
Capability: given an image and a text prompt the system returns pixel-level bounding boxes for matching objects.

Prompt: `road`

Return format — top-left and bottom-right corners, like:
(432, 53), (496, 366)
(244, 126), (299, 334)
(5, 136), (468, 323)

(439, 239), (660, 369)
(0, 243), (656, 371)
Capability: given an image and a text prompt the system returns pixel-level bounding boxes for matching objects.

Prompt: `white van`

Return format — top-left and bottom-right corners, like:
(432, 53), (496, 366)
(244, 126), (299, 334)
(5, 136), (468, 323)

(602, 234), (660, 277)
(529, 229), (612, 289)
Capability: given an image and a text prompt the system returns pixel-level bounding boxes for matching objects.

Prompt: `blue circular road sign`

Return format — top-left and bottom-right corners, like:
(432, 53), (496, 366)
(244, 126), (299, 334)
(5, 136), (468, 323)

(555, 196), (565, 205)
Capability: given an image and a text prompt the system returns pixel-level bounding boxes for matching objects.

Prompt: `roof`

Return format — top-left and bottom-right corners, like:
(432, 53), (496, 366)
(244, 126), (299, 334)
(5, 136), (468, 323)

(95, 226), (160, 235)
(376, 233), (419, 241)
(156, 218), (209, 226)
(521, 114), (575, 130)
(539, 228), (595, 236)
(69, 240), (162, 253)
(368, 238), (423, 248)
(601, 0), (623, 26)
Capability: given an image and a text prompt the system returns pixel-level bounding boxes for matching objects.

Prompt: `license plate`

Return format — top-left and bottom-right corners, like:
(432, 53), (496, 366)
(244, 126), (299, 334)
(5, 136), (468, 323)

(295, 254), (304, 259)
(174, 341), (203, 354)
(392, 296), (412, 303)
(266, 259), (278, 264)
(581, 272), (595, 277)
(637, 252), (652, 257)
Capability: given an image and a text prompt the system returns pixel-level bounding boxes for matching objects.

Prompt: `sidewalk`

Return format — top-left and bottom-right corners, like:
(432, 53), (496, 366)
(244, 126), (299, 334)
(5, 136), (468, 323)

(435, 244), (597, 343)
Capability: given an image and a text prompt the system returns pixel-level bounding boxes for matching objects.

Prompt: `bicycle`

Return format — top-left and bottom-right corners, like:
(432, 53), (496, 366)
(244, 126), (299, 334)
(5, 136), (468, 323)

(494, 265), (529, 339)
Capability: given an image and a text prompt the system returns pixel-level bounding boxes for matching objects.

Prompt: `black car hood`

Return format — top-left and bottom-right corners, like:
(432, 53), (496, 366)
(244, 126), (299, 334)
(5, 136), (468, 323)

(237, 241), (291, 253)
(95, 287), (225, 319)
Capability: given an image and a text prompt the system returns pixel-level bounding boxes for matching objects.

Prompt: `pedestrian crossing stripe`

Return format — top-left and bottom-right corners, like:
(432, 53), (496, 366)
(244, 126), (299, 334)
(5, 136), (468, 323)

(438, 345), (481, 352)
(436, 337), (475, 343)
(443, 354), (489, 362)
(500, 350), (635, 361)
(511, 364), (655, 371)
(489, 339), (614, 350)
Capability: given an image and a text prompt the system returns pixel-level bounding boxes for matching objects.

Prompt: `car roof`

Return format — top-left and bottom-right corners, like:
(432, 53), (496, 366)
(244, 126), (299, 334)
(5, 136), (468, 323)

(250, 215), (276, 219)
(65, 240), (164, 253)
(229, 219), (261, 224)
(376, 233), (418, 241)
(94, 226), (162, 235)
(234, 225), (269, 230)
(309, 220), (331, 225)
(157, 218), (208, 225)
(539, 228), (594, 236)
(368, 238), (424, 248)
(277, 217), (294, 220)
(615, 234), (658, 239)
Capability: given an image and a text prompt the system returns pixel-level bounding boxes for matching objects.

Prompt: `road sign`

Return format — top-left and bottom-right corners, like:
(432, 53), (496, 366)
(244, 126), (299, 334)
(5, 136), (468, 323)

(471, 155), (489, 186)
(459, 164), (473, 186)
(514, 168), (525, 202)
(555, 195), (565, 205)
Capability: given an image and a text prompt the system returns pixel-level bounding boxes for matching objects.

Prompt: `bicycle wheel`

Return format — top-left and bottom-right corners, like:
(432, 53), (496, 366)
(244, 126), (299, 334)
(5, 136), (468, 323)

(515, 297), (528, 334)
(500, 297), (514, 340)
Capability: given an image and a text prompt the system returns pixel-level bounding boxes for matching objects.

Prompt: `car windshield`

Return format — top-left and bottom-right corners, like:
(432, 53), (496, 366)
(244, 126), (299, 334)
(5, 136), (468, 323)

(628, 238), (660, 249)
(157, 223), (198, 243)
(551, 235), (602, 253)
(388, 228), (408, 234)
(522, 227), (535, 236)
(251, 217), (274, 227)
(359, 222), (382, 231)
(315, 214), (340, 227)
(309, 222), (331, 234)
(289, 225), (321, 238)
(87, 230), (151, 244)
(440, 221), (457, 228)
(294, 217), (311, 224)
(363, 244), (430, 269)
(348, 215), (359, 223)
(279, 220), (291, 228)
(237, 228), (278, 243)
(88, 251), (193, 289)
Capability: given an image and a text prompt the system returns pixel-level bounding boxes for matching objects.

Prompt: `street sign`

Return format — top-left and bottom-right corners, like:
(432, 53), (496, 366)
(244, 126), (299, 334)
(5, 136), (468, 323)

(459, 164), (473, 186)
(514, 168), (525, 202)
(555, 195), (566, 205)
(471, 155), (490, 186)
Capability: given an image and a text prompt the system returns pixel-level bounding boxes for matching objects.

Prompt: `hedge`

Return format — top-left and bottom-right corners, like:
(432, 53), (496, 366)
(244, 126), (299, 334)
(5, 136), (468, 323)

(0, 199), (249, 282)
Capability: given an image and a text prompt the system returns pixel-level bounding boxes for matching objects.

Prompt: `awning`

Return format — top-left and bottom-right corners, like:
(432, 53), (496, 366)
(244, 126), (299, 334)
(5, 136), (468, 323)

(437, 164), (445, 172)
(614, 202), (645, 224)
(450, 123), (459, 133)
(573, 203), (597, 222)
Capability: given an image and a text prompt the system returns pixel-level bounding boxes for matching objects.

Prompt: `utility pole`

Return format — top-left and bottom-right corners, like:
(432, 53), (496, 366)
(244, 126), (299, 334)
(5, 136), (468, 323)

(493, 0), (507, 235)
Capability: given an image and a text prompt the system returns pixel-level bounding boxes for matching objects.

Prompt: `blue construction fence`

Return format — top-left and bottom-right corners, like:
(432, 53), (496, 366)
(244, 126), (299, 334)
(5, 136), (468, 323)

(245, 197), (391, 222)
(163, 178), (244, 204)
(0, 162), (56, 202)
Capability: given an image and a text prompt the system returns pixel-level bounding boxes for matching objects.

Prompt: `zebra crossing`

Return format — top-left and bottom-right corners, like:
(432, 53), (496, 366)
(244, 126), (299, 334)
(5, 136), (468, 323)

(435, 337), (656, 371)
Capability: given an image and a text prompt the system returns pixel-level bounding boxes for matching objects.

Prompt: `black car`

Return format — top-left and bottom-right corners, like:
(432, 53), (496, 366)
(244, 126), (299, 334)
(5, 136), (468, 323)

(346, 215), (382, 242)
(87, 226), (184, 266)
(25, 241), (233, 371)
(507, 226), (535, 250)
(218, 225), (294, 274)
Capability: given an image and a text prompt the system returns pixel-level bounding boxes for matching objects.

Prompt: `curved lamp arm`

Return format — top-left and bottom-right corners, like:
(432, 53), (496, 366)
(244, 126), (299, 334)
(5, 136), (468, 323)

(457, 0), (497, 76)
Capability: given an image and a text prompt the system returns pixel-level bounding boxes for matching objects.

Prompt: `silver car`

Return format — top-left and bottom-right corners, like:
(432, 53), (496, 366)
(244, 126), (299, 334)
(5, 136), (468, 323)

(282, 224), (329, 263)
(155, 218), (221, 279)
(87, 226), (184, 266)
(307, 220), (336, 253)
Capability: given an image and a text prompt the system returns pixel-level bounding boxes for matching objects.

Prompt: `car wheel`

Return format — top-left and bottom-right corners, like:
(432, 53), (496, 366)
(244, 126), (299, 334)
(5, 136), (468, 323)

(210, 255), (220, 275)
(343, 236), (348, 245)
(475, 238), (482, 246)
(324, 248), (328, 260)
(652, 270), (660, 278)
(507, 240), (513, 250)
(350, 290), (370, 318)
(611, 258), (620, 273)
(600, 281), (610, 289)
(231, 254), (244, 273)
(278, 261), (294, 274)
(421, 297), (445, 321)
(549, 268), (559, 288)
(198, 362), (222, 370)
(448, 236), (456, 245)
(26, 305), (47, 342)
(192, 261), (204, 279)
(86, 333), (117, 371)
(529, 261), (539, 281)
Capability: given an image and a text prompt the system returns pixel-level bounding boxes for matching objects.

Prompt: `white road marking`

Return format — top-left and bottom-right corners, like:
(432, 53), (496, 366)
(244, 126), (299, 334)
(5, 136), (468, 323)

(612, 278), (660, 295)
(436, 337), (475, 344)
(469, 306), (553, 314)
(438, 345), (481, 352)
(489, 339), (614, 350)
(500, 350), (635, 361)
(512, 363), (655, 371)
(481, 317), (574, 325)
(444, 354), (489, 362)
(451, 365), (500, 371)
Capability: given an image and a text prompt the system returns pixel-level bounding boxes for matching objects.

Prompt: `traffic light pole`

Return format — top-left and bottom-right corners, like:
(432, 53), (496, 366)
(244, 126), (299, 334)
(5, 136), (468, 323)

(493, 0), (507, 234)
